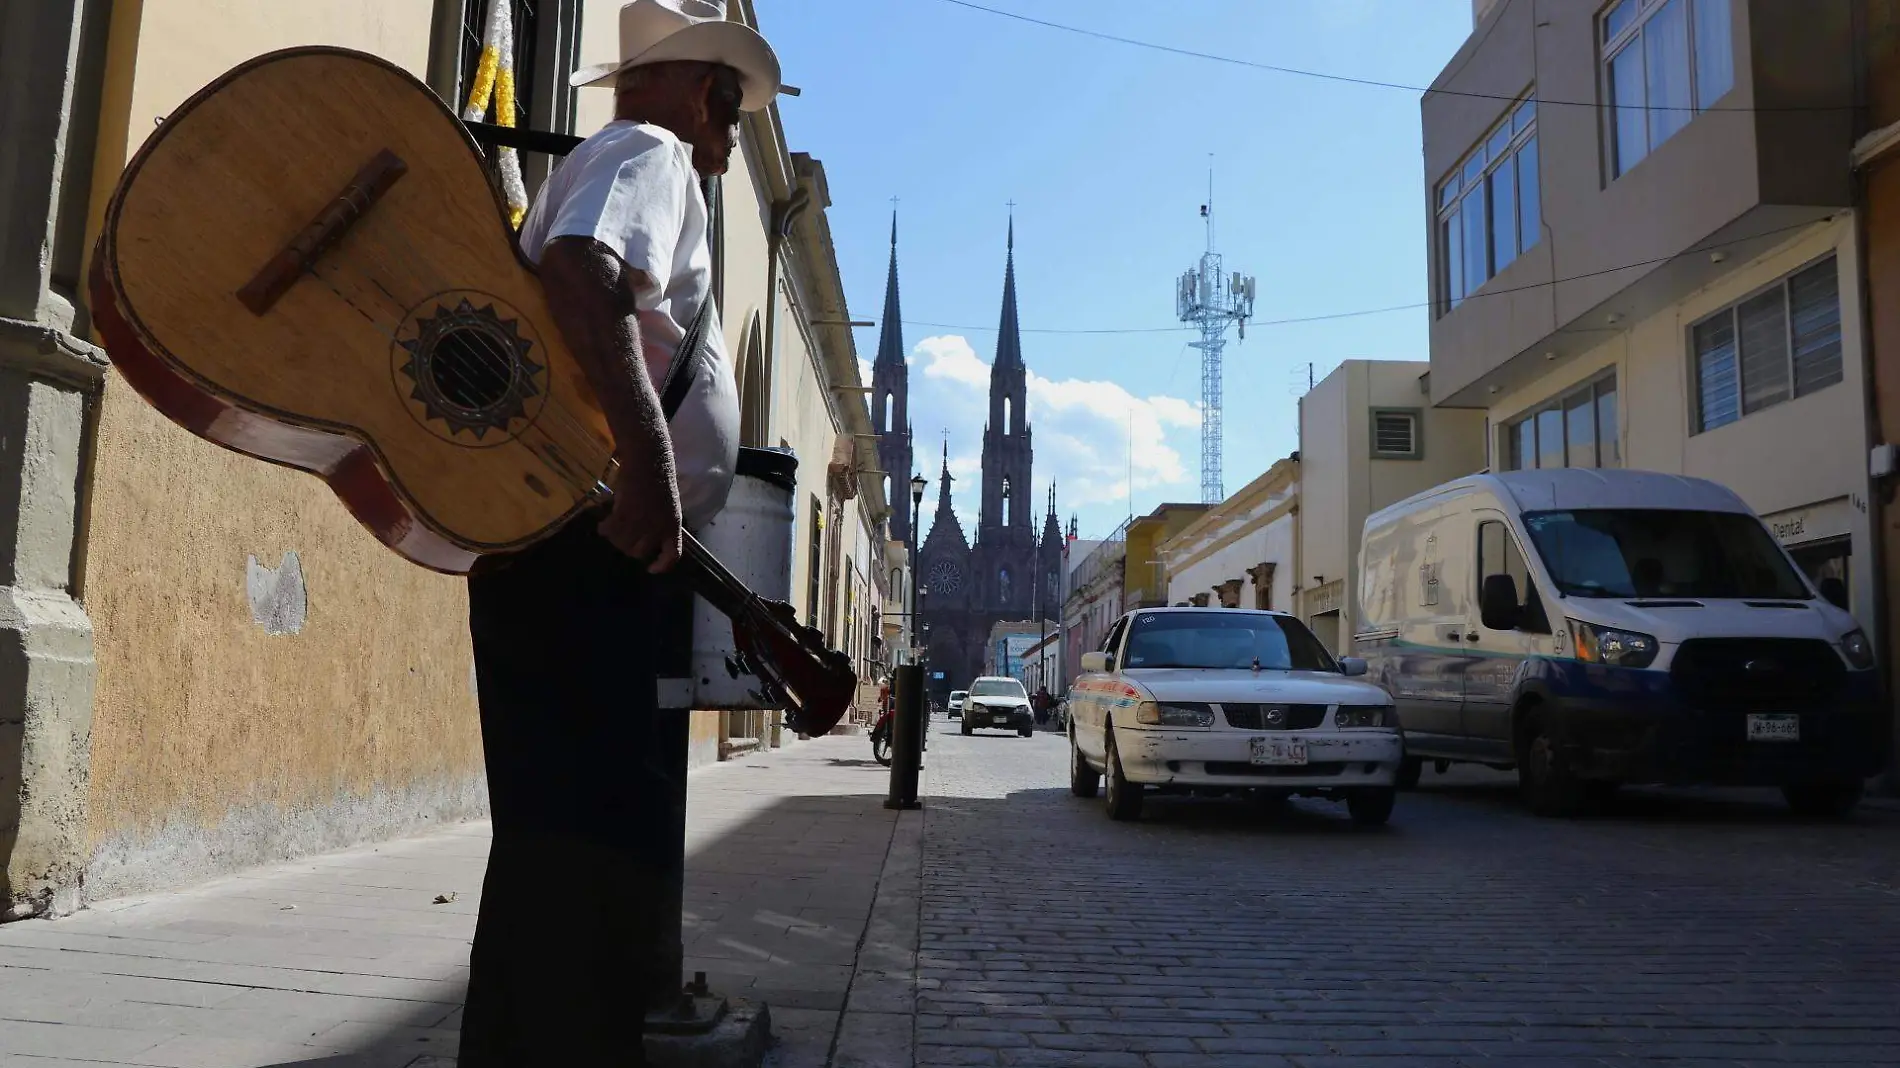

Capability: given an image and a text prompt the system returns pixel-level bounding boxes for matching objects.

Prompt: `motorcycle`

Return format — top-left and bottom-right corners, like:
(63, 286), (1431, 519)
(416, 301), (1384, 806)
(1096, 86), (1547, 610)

(870, 706), (894, 766)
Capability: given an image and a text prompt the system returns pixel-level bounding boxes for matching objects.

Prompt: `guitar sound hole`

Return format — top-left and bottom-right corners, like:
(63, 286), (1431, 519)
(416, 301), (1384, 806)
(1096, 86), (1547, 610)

(429, 327), (514, 412)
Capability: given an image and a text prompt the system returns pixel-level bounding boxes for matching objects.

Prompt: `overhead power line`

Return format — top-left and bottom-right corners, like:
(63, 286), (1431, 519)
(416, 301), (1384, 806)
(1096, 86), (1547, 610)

(853, 215), (1835, 336)
(930, 0), (1857, 114)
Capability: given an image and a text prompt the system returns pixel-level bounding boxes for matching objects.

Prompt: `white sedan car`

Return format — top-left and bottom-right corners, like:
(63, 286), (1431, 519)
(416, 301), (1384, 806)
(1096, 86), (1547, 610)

(1067, 607), (1403, 825)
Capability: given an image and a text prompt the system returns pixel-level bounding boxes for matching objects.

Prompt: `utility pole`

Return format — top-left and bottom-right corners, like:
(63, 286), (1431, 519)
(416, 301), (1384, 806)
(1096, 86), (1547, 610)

(1175, 169), (1256, 504)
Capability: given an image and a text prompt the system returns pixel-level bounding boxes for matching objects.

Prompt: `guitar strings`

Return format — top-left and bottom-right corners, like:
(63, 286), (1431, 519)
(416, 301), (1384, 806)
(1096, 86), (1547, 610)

(310, 224), (618, 476)
(300, 221), (621, 491)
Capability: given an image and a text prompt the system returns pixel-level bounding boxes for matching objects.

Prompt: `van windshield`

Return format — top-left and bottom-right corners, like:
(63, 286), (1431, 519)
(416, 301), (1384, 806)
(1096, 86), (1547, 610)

(1122, 612), (1338, 672)
(1521, 509), (1811, 600)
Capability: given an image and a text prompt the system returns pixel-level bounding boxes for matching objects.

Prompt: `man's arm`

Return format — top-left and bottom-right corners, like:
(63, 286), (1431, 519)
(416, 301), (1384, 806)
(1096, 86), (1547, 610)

(537, 234), (682, 571)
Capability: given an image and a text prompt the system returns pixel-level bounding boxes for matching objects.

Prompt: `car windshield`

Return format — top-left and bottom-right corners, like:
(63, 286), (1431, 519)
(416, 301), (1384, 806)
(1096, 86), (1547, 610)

(969, 679), (1025, 699)
(1521, 509), (1811, 599)
(1121, 612), (1338, 672)
(949, 691), (968, 700)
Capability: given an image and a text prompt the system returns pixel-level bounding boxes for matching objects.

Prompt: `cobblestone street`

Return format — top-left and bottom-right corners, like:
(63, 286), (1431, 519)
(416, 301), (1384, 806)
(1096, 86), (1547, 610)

(917, 716), (1900, 1067)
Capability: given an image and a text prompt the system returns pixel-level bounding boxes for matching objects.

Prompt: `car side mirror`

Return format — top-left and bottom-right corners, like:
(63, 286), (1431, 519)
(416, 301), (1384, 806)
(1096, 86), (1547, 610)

(1339, 656), (1368, 677)
(1080, 651), (1114, 673)
(1480, 573), (1521, 631)
(1818, 576), (1848, 611)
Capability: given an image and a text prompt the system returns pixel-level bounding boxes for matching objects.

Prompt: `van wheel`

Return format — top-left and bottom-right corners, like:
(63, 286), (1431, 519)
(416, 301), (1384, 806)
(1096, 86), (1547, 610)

(1104, 728), (1144, 822)
(1347, 787), (1396, 826)
(1069, 732), (1100, 798)
(1395, 756), (1423, 790)
(1783, 780), (1863, 818)
(1518, 709), (1584, 818)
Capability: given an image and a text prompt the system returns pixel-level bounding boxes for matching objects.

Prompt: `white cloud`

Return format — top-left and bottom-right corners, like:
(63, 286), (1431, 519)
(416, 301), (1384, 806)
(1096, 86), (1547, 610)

(911, 335), (991, 390)
(905, 335), (1202, 540)
(856, 357), (874, 390)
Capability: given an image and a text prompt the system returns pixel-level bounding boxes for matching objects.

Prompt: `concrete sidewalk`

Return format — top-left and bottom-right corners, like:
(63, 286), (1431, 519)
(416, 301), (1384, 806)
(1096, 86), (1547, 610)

(0, 734), (917, 1068)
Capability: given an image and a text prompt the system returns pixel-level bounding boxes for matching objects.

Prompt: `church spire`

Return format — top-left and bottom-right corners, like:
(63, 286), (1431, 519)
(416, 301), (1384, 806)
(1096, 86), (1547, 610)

(874, 210), (905, 370)
(994, 213), (1023, 370)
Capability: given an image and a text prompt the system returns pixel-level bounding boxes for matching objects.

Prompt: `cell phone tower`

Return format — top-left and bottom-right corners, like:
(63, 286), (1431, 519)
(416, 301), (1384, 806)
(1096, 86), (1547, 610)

(1175, 172), (1256, 504)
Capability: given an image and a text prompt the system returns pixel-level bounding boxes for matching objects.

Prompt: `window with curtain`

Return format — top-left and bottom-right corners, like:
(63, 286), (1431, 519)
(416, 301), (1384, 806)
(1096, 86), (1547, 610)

(1437, 94), (1539, 313)
(1502, 375), (1621, 471)
(1603, 0), (1735, 179)
(1692, 256), (1843, 433)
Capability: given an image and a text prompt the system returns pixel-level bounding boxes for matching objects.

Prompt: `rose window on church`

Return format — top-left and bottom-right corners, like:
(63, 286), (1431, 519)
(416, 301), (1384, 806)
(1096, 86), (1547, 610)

(929, 559), (964, 595)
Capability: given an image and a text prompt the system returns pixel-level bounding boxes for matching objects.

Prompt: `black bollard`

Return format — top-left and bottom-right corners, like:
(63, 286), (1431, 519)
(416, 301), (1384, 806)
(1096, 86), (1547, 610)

(883, 663), (924, 810)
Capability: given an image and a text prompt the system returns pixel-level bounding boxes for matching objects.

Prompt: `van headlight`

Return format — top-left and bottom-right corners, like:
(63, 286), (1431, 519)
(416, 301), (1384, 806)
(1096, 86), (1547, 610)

(1334, 706), (1391, 729)
(1569, 619), (1658, 669)
(1841, 629), (1875, 670)
(1135, 701), (1214, 728)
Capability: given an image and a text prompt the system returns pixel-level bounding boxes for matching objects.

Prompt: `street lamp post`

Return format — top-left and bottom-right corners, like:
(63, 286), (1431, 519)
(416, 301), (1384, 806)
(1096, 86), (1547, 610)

(887, 474), (930, 812)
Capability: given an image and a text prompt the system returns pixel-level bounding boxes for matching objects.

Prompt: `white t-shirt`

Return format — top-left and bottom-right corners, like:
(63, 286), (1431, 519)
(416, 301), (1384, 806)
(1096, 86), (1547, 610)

(517, 121), (740, 530)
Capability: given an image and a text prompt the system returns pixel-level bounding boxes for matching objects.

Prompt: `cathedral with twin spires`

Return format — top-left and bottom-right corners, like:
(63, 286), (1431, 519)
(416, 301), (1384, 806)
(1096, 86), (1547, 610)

(872, 217), (1063, 694)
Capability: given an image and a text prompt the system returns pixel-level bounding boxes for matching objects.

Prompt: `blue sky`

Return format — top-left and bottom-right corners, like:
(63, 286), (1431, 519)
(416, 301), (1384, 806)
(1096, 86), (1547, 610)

(764, 0), (1475, 541)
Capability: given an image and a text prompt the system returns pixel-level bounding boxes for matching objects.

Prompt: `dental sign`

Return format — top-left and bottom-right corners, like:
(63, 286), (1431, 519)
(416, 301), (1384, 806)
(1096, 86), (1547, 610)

(1764, 498), (1852, 546)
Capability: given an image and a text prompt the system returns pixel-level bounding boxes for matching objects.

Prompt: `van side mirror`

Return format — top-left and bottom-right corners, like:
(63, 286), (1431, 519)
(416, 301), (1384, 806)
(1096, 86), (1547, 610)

(1818, 576), (1848, 611)
(1480, 573), (1521, 631)
(1339, 656), (1368, 677)
(1080, 651), (1114, 673)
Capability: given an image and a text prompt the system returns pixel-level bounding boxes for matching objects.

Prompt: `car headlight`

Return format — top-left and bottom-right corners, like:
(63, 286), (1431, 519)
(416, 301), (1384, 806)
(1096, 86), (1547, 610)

(1568, 619), (1658, 669)
(1334, 705), (1391, 729)
(1842, 629), (1876, 670)
(1135, 701), (1214, 727)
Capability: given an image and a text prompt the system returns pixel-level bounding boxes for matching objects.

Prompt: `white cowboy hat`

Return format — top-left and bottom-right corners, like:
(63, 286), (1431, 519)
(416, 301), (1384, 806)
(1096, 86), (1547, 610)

(569, 0), (782, 113)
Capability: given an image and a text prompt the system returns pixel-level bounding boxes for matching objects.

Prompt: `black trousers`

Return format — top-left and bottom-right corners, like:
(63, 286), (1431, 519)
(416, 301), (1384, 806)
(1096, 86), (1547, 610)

(458, 517), (686, 1066)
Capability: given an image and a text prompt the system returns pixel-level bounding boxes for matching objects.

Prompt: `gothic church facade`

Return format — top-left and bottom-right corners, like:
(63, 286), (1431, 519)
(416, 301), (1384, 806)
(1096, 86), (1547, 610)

(872, 219), (1062, 694)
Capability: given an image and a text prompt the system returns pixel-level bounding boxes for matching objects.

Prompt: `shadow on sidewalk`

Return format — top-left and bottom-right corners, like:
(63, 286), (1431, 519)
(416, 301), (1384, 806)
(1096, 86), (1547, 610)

(208, 759), (904, 1067)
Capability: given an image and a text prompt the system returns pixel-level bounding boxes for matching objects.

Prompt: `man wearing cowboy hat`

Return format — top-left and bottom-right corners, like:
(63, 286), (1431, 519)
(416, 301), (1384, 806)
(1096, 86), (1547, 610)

(459, 2), (780, 1063)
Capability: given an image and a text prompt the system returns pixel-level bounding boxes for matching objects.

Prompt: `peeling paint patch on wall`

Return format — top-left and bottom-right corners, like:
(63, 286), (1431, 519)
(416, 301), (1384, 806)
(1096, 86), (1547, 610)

(246, 551), (307, 635)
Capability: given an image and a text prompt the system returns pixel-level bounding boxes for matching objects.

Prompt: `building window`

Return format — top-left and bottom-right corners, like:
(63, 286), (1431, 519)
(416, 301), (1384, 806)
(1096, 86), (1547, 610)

(441, 0), (581, 196)
(1370, 408), (1423, 460)
(1438, 93), (1539, 312)
(1504, 374), (1620, 470)
(1692, 256), (1843, 433)
(1603, 0), (1734, 179)
(807, 496), (823, 628)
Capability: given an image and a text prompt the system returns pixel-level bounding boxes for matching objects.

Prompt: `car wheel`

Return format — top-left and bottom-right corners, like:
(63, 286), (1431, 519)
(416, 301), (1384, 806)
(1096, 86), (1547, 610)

(1395, 756), (1423, 791)
(1783, 780), (1863, 818)
(1517, 709), (1583, 818)
(1104, 727), (1144, 822)
(1069, 732), (1100, 798)
(1347, 787), (1396, 826)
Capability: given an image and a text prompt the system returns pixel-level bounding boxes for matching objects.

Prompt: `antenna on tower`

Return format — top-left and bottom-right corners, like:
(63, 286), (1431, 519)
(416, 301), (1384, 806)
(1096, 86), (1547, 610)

(1176, 164), (1255, 504)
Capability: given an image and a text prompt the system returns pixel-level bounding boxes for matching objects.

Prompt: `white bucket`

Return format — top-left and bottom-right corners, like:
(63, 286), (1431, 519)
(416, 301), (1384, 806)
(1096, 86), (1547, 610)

(691, 447), (798, 709)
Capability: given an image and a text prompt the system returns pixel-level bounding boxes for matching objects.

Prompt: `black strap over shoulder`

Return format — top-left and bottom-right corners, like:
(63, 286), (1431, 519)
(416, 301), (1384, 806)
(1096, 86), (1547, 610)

(658, 296), (713, 422)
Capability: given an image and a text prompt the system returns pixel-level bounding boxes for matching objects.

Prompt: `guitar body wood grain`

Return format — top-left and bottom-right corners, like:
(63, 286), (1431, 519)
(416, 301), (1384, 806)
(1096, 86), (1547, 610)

(90, 47), (614, 574)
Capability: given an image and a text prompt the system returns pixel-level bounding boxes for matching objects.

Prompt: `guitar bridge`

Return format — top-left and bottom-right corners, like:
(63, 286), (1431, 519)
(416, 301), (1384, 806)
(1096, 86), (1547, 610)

(237, 148), (408, 315)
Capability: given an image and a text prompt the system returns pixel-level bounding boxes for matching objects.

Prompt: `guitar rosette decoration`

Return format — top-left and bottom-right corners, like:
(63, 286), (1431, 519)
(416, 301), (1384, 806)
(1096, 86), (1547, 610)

(463, 0), (530, 229)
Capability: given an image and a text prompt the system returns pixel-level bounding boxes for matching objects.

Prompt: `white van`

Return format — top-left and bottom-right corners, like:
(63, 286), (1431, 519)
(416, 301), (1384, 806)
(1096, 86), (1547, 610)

(1356, 469), (1882, 817)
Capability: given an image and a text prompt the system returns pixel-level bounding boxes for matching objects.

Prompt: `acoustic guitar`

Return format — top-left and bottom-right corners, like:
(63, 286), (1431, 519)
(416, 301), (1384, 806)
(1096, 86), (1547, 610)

(86, 47), (856, 734)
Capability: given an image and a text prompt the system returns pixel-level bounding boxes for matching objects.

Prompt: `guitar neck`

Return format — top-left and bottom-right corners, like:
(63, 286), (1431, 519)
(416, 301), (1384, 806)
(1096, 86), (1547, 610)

(678, 532), (756, 622)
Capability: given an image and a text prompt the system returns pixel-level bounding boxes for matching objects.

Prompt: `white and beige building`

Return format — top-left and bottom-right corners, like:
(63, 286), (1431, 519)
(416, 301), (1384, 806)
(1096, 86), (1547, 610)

(1297, 360), (1488, 653)
(0, 0), (889, 916)
(1424, 0), (1872, 627)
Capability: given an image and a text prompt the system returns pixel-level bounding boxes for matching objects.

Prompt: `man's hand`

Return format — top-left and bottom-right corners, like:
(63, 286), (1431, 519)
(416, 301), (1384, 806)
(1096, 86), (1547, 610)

(538, 236), (684, 573)
(599, 453), (682, 572)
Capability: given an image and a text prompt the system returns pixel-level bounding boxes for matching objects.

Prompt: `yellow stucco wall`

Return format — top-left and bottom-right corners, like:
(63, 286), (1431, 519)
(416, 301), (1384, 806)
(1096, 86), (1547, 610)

(79, 0), (482, 888)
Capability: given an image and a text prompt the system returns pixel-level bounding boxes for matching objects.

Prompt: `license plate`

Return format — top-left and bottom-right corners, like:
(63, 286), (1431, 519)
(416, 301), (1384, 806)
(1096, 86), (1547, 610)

(1746, 713), (1800, 742)
(1250, 737), (1308, 766)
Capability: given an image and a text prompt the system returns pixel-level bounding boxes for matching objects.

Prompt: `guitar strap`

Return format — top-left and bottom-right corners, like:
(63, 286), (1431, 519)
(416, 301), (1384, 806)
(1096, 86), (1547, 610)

(658, 293), (713, 423)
